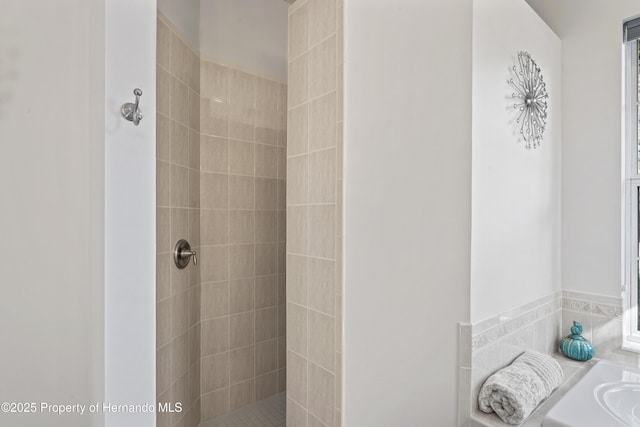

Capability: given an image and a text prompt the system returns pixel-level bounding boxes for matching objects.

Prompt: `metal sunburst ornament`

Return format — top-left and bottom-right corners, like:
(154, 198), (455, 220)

(508, 51), (549, 149)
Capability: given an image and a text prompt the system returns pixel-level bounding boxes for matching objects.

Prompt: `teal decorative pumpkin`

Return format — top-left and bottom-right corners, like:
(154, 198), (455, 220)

(560, 321), (594, 361)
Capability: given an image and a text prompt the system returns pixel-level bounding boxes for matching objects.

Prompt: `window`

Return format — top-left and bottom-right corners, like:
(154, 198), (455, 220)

(623, 18), (640, 350)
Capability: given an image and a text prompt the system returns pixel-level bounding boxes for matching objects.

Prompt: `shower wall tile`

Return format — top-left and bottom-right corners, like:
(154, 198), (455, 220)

(287, 1), (342, 424)
(157, 14), (201, 427)
(198, 57), (287, 420)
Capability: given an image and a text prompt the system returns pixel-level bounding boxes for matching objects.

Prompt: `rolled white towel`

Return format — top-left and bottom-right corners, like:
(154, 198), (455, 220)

(478, 351), (563, 425)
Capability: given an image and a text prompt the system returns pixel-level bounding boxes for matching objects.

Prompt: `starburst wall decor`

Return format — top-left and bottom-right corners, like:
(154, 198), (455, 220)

(508, 51), (549, 149)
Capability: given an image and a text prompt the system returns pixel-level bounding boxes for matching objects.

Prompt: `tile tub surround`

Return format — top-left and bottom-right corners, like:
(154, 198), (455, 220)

(459, 289), (640, 426)
(286, 0), (344, 426)
(458, 291), (563, 427)
(157, 14), (202, 427)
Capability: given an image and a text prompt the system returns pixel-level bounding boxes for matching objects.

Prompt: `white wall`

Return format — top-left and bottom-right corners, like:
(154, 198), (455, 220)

(0, 1), (105, 426)
(470, 0), (562, 323)
(526, 0), (640, 298)
(157, 0), (200, 48)
(344, 1), (472, 425)
(199, 0), (288, 82)
(105, 1), (157, 426)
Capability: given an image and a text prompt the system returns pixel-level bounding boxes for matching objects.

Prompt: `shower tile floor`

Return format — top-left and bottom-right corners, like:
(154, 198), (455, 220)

(199, 393), (285, 427)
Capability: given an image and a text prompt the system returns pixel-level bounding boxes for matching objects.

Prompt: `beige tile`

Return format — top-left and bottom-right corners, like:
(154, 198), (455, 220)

(200, 97), (229, 138)
(157, 389), (171, 427)
(335, 355), (342, 410)
(230, 278), (255, 314)
(156, 343), (171, 394)
(170, 208), (189, 251)
(308, 414), (326, 427)
(308, 362), (335, 426)
(171, 77), (190, 126)
(287, 351), (307, 407)
(188, 47), (200, 93)
(229, 175), (255, 209)
(189, 169), (200, 209)
(229, 244), (255, 279)
(278, 147), (287, 180)
(256, 307), (278, 342)
(256, 371), (278, 401)
(255, 77), (279, 112)
(309, 35), (336, 99)
(255, 210), (278, 243)
(230, 105), (255, 142)
(308, 205), (335, 259)
(157, 19), (171, 69)
(170, 292), (189, 338)
(157, 113), (171, 161)
(278, 274), (287, 305)
(201, 61), (229, 102)
(188, 361), (200, 408)
(256, 243), (278, 276)
(337, 62), (343, 121)
(308, 91), (336, 151)
(279, 368), (287, 393)
(288, 54), (308, 108)
(309, 148), (336, 204)
(201, 388), (229, 419)
(201, 282), (229, 319)
(200, 245), (229, 283)
(157, 253), (171, 300)
(188, 128), (200, 170)
(189, 317), (201, 365)
(230, 379), (255, 411)
(229, 69), (255, 107)
(287, 303), (307, 356)
(157, 66), (171, 116)
(289, 2), (309, 58)
(200, 173), (228, 209)
(171, 257), (190, 295)
(309, 0), (336, 46)
(157, 299), (171, 349)
(278, 179), (287, 211)
(278, 304), (287, 339)
(278, 83), (288, 115)
(230, 140), (255, 175)
(157, 207), (170, 253)
(229, 210), (254, 244)
(278, 242), (286, 275)
(287, 155), (308, 205)
(287, 206), (308, 255)
(256, 339), (278, 375)
(201, 317), (230, 356)
(256, 178), (278, 210)
(278, 128), (288, 147)
(308, 259), (334, 315)
(256, 275), (278, 309)
(188, 286), (200, 327)
(189, 209), (201, 252)
(157, 160), (170, 206)
(170, 165), (189, 207)
(255, 144), (279, 178)
(201, 135), (228, 173)
(278, 210), (287, 243)
(201, 209), (229, 245)
(170, 31), (189, 83)
(230, 346), (255, 384)
(189, 89), (200, 131)
(287, 398), (308, 427)
(230, 312), (255, 349)
(308, 311), (335, 371)
(201, 352), (229, 393)
(171, 332), (190, 381)
(255, 126), (278, 146)
(278, 336), (287, 369)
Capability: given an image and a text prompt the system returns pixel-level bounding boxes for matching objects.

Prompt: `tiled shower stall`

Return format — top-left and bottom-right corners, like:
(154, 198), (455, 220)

(156, 0), (343, 425)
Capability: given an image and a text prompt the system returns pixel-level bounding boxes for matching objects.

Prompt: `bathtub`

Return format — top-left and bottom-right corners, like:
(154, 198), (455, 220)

(543, 360), (640, 427)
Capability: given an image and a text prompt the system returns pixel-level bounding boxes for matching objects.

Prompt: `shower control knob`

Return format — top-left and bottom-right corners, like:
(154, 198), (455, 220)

(174, 239), (197, 269)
